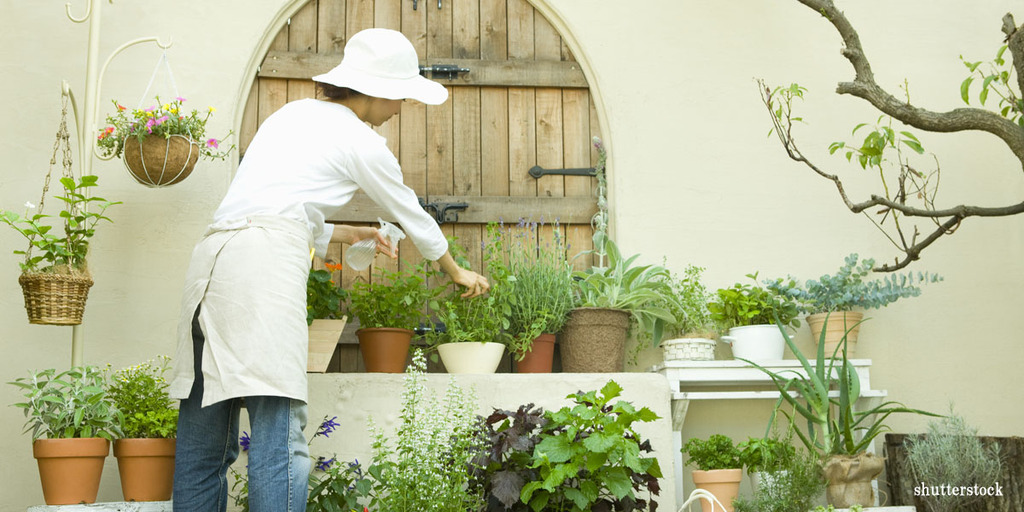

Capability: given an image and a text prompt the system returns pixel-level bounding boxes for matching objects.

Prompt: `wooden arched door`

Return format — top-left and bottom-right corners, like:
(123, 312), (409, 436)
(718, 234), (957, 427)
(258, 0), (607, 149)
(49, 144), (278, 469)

(239, 0), (601, 369)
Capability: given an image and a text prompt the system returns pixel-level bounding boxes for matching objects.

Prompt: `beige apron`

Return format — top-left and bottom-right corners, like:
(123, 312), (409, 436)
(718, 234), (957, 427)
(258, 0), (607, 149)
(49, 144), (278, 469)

(168, 215), (312, 407)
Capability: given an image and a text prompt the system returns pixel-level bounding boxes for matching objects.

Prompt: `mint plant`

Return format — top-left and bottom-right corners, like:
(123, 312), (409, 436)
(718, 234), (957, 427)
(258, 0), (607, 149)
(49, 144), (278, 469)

(347, 260), (440, 330)
(521, 381), (662, 512)
(708, 273), (800, 330)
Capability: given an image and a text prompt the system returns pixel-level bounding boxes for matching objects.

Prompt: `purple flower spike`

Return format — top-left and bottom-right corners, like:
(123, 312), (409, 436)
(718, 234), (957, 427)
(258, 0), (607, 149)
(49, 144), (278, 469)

(315, 456), (335, 472)
(239, 431), (251, 452)
(315, 415), (340, 438)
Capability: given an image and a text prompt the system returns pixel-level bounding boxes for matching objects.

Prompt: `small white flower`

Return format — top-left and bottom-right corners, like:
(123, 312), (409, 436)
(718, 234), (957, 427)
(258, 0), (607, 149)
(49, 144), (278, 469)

(24, 201), (35, 210)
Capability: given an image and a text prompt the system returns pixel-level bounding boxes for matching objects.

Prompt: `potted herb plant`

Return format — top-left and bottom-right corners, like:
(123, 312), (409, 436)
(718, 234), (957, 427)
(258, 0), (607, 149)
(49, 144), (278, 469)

(683, 434), (744, 512)
(563, 238), (679, 372)
(1, 175), (120, 325)
(306, 262), (349, 372)
(741, 326), (939, 508)
(346, 260), (439, 373)
(766, 253), (942, 355)
(485, 220), (574, 372)
(708, 273), (800, 362)
(426, 291), (511, 374)
(106, 356), (178, 502)
(8, 366), (123, 505)
(660, 264), (719, 362)
(97, 96), (234, 187)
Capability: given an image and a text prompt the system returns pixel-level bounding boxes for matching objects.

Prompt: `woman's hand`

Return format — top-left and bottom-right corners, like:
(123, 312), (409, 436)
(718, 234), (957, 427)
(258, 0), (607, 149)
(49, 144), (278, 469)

(332, 225), (397, 258)
(450, 268), (490, 298)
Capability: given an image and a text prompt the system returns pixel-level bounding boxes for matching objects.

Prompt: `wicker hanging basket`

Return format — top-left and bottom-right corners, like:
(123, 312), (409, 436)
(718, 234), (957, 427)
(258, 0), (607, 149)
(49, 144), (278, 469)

(18, 272), (94, 325)
(122, 134), (200, 187)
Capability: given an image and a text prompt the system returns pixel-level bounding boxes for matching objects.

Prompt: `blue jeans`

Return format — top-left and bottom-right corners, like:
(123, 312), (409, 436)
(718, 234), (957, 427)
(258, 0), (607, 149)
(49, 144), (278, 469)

(173, 308), (310, 512)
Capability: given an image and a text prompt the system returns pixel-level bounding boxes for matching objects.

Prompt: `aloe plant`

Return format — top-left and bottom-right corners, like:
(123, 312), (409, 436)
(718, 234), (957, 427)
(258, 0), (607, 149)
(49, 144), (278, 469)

(741, 319), (939, 458)
(572, 239), (679, 347)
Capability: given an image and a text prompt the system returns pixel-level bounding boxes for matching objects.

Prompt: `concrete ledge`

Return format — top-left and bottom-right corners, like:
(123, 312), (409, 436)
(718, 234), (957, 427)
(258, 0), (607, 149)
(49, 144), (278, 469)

(28, 502), (171, 512)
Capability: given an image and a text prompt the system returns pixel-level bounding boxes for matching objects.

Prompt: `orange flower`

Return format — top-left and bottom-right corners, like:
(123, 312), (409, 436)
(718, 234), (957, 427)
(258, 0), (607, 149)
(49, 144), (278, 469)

(324, 262), (344, 272)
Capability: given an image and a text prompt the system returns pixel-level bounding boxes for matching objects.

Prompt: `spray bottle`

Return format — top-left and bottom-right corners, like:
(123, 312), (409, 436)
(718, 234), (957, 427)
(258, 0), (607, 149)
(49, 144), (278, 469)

(345, 217), (406, 271)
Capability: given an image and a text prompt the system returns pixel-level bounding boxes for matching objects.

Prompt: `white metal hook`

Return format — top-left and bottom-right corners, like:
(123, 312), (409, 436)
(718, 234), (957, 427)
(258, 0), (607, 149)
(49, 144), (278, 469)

(65, 0), (114, 24)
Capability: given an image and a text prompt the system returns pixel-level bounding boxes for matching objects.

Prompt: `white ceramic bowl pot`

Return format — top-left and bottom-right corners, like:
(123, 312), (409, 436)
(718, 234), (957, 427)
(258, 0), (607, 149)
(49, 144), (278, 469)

(720, 325), (786, 362)
(437, 342), (505, 373)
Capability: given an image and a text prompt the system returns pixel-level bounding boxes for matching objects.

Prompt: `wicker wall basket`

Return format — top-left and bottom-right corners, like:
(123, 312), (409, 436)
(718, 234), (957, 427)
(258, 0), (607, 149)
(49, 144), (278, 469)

(122, 134), (200, 188)
(18, 272), (94, 325)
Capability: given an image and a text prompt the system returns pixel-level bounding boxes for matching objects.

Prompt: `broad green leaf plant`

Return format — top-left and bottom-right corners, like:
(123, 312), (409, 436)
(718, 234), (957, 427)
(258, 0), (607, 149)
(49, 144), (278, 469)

(741, 320), (938, 458)
(8, 366), (123, 441)
(1, 175), (120, 274)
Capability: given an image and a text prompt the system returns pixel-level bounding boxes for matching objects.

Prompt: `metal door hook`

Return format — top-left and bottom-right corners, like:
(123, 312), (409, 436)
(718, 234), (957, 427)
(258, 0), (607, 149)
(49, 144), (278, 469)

(419, 197), (469, 224)
(528, 165), (597, 179)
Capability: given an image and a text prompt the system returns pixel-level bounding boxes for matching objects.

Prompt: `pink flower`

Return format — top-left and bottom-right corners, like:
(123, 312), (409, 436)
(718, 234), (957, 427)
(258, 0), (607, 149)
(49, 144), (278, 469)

(206, 138), (219, 149)
(175, 96), (186, 102)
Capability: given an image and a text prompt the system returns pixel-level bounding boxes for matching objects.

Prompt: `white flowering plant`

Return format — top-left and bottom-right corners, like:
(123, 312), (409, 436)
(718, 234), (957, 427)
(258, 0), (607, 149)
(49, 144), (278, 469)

(367, 350), (487, 512)
(96, 97), (234, 160)
(105, 356), (178, 439)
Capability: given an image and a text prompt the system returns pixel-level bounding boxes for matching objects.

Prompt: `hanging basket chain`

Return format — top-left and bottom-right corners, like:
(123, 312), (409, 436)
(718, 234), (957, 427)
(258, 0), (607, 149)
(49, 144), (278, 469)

(26, 95), (76, 267)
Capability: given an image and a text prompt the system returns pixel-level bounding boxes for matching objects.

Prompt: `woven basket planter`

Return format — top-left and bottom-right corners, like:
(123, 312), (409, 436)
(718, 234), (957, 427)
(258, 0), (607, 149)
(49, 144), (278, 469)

(18, 272), (93, 325)
(661, 337), (716, 362)
(123, 134), (200, 187)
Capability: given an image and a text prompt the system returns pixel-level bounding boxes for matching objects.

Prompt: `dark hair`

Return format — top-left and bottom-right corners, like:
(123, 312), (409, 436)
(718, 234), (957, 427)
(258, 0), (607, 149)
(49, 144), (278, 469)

(315, 82), (364, 100)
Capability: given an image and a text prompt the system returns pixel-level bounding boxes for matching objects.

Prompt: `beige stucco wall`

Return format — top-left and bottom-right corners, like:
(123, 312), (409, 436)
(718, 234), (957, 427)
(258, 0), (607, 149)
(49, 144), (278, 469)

(1, 0), (1022, 509)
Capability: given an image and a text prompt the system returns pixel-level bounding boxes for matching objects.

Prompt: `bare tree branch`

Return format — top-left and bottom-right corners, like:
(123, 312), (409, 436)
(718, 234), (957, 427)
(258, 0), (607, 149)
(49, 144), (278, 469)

(797, 0), (1024, 167)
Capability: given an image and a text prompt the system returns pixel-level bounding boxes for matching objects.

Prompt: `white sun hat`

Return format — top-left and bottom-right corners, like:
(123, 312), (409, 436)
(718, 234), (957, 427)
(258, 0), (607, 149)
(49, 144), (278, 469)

(312, 28), (448, 105)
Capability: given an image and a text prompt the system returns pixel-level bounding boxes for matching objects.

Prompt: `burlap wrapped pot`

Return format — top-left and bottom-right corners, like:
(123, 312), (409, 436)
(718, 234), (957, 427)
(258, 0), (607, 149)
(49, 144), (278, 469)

(559, 307), (630, 372)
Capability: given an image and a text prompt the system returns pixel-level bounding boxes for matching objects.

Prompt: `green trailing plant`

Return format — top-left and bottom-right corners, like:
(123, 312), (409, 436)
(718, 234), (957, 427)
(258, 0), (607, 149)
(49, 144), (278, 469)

(346, 259), (441, 330)
(708, 273), (800, 331)
(905, 405), (1002, 512)
(742, 319), (939, 459)
(520, 380), (662, 512)
(733, 449), (826, 512)
(306, 263), (348, 325)
(8, 366), (123, 440)
(683, 434), (742, 471)
(105, 356), (178, 439)
(765, 253), (942, 314)
(485, 219), (574, 360)
(1, 175), (120, 273)
(572, 238), (679, 348)
(427, 291), (512, 348)
(661, 264), (717, 339)
(367, 350), (487, 512)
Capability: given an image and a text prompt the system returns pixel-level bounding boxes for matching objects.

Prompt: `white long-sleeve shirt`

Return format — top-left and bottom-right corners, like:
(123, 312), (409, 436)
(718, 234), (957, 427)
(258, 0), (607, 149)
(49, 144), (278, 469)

(215, 98), (447, 260)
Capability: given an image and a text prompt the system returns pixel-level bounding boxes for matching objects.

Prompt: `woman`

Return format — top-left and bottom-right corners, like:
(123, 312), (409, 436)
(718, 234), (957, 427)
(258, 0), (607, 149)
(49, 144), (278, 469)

(168, 28), (489, 512)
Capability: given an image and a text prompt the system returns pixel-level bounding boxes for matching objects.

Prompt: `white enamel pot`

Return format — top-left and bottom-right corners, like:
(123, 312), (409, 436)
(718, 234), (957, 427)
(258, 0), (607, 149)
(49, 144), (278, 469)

(719, 324), (787, 362)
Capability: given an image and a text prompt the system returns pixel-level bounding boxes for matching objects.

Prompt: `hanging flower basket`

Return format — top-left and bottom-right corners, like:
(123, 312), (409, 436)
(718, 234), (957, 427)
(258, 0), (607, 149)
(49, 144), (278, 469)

(18, 272), (94, 325)
(122, 134), (200, 187)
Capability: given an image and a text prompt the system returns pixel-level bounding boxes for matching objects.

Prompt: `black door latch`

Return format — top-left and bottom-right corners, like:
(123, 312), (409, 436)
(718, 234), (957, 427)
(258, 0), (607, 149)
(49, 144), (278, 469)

(419, 197), (469, 225)
(419, 64), (470, 80)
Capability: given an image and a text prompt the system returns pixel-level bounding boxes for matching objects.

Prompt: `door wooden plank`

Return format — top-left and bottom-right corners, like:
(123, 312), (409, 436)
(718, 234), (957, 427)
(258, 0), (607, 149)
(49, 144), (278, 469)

(480, 0), (508, 199)
(239, 81), (259, 157)
(374, 0), (401, 31)
(508, 88), (536, 197)
(287, 2), (319, 103)
(347, 0), (375, 35)
(563, 88), (594, 269)
(453, 0), (480, 59)
(452, 0), (484, 268)
(258, 30), (289, 126)
(259, 52), (587, 88)
(507, 0), (534, 60)
(535, 88), (564, 198)
(318, 0), (347, 55)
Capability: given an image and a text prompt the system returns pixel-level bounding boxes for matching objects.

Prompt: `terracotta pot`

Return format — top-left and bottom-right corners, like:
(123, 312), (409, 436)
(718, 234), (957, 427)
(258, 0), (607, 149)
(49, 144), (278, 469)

(33, 437), (110, 505)
(437, 342), (505, 373)
(807, 311), (864, 357)
(357, 327), (413, 373)
(114, 438), (176, 501)
(823, 452), (884, 508)
(515, 333), (556, 373)
(690, 468), (742, 512)
(559, 307), (630, 372)
(122, 134), (200, 187)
